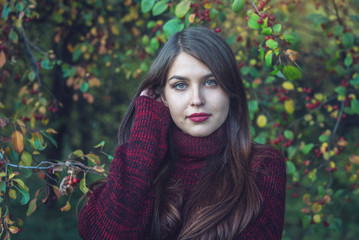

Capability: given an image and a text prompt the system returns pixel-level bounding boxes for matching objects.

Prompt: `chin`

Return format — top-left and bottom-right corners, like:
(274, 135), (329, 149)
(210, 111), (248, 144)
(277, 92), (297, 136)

(186, 128), (215, 138)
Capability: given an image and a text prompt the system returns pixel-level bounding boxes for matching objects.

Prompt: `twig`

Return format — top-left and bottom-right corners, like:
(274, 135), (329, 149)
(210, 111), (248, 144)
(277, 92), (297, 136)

(331, 0), (343, 25)
(15, 27), (41, 88)
(0, 152), (105, 176)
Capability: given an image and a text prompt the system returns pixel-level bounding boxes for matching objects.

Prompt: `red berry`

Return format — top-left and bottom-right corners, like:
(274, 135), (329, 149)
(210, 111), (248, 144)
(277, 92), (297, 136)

(269, 15), (275, 21)
(261, 13), (267, 18)
(257, 18), (263, 24)
(245, 16), (249, 21)
(73, 178), (79, 184)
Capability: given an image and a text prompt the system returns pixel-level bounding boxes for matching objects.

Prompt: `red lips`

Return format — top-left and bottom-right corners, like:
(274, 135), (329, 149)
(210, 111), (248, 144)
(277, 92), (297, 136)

(188, 113), (210, 122)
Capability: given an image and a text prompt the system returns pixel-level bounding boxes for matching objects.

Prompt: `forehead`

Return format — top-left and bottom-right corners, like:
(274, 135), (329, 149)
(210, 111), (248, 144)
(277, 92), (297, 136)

(167, 53), (212, 77)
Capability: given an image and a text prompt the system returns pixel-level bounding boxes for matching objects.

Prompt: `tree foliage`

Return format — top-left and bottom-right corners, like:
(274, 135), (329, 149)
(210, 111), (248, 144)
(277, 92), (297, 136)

(0, 0), (359, 239)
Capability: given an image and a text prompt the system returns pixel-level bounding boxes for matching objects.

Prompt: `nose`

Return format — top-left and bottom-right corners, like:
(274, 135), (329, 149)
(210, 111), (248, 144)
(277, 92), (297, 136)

(190, 86), (205, 106)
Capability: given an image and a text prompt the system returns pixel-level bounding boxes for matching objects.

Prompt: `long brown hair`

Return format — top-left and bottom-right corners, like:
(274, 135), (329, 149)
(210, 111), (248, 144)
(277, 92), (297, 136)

(118, 27), (261, 239)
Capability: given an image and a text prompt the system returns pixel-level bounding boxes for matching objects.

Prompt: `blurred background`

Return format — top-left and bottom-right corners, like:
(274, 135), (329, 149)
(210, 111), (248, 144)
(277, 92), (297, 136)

(0, 0), (359, 239)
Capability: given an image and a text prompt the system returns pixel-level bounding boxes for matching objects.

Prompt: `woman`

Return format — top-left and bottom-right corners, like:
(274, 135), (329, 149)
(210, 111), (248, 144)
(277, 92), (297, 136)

(78, 27), (286, 240)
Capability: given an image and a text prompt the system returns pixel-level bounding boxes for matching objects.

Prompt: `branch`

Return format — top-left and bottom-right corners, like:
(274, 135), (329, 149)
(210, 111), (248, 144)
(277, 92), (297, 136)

(15, 27), (41, 88)
(0, 152), (105, 177)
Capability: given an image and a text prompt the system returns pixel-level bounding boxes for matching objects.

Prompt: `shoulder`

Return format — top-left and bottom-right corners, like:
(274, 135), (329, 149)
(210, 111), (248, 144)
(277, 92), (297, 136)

(250, 144), (286, 178)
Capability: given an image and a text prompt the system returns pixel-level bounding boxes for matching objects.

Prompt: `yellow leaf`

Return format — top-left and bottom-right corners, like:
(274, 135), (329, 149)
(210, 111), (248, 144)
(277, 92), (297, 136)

(46, 128), (58, 134)
(282, 81), (294, 90)
(313, 214), (321, 223)
(88, 77), (101, 87)
(9, 189), (17, 200)
(284, 99), (295, 114)
(60, 201), (71, 212)
(188, 14), (195, 23)
(11, 130), (24, 153)
(0, 51), (6, 69)
(26, 198), (37, 216)
(349, 155), (359, 165)
(16, 119), (27, 135)
(256, 115), (267, 128)
(86, 153), (100, 165)
(111, 24), (120, 35)
(302, 193), (312, 206)
(98, 16), (105, 24)
(204, 2), (212, 8)
(93, 166), (105, 173)
(9, 226), (19, 234)
(285, 49), (298, 61)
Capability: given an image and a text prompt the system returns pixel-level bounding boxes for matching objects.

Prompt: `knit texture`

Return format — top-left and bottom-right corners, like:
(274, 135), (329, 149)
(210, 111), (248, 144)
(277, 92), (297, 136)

(78, 96), (286, 240)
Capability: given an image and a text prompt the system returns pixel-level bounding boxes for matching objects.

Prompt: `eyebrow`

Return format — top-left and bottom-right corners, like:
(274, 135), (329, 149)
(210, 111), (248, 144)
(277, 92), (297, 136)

(168, 73), (215, 82)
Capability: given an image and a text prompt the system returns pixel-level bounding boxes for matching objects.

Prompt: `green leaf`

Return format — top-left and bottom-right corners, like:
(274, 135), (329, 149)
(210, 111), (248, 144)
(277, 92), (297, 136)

(163, 19), (184, 38)
(20, 151), (32, 166)
(73, 149), (84, 158)
(150, 37), (159, 51)
(175, 0), (191, 19)
(344, 54), (353, 67)
(351, 99), (359, 114)
(72, 48), (82, 62)
(13, 178), (29, 192)
(240, 66), (250, 75)
(9, 28), (18, 43)
(260, 46), (264, 62)
(17, 187), (30, 205)
(284, 130), (294, 140)
(141, 0), (155, 13)
(284, 34), (294, 43)
(2, 3), (12, 20)
(94, 141), (105, 148)
(334, 86), (346, 95)
(302, 143), (314, 155)
(273, 24), (282, 33)
(41, 131), (58, 148)
(147, 21), (156, 29)
(265, 52), (273, 67)
(342, 33), (354, 48)
(261, 27), (272, 36)
(28, 71), (36, 81)
(41, 59), (53, 70)
(248, 14), (260, 30)
(80, 177), (89, 194)
(283, 65), (302, 81)
(302, 215), (311, 228)
(80, 82), (89, 92)
(15, 2), (24, 12)
(288, 146), (296, 160)
(34, 138), (47, 151)
(333, 25), (344, 36)
(248, 100), (258, 112)
(350, 76), (359, 86)
(319, 134), (329, 142)
(232, 0), (245, 13)
(266, 39), (278, 49)
(152, 1), (168, 16)
(26, 198), (37, 216)
(286, 161), (296, 175)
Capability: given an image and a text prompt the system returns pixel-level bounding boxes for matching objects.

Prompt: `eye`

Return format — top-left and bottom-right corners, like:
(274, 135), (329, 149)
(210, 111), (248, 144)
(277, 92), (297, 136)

(173, 82), (187, 90)
(205, 79), (217, 87)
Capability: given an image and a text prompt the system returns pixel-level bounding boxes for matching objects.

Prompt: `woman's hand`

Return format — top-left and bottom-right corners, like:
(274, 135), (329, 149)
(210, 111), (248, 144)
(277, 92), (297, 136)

(140, 88), (162, 103)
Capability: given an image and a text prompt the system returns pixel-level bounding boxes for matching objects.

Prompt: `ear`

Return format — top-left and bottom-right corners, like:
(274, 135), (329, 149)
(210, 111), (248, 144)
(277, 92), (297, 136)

(161, 93), (168, 107)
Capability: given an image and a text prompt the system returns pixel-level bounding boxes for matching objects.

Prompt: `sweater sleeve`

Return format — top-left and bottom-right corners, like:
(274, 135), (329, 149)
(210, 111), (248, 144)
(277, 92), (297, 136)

(78, 96), (171, 240)
(237, 147), (287, 240)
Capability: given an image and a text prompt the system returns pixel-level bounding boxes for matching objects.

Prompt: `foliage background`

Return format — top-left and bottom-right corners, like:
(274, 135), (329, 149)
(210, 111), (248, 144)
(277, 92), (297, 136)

(0, 0), (359, 239)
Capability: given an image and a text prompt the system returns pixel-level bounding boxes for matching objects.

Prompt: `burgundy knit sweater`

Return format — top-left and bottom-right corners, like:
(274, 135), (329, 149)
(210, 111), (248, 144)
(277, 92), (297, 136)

(78, 96), (286, 240)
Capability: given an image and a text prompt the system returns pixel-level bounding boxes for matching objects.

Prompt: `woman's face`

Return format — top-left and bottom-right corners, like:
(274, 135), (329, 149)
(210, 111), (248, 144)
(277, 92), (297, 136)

(162, 52), (230, 137)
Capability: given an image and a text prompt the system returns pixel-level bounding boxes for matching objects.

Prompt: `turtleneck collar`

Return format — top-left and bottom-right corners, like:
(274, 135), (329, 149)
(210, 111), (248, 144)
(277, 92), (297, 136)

(171, 125), (226, 162)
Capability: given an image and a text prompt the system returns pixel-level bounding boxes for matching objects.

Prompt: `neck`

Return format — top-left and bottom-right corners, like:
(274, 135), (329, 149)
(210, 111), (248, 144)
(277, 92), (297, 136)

(171, 125), (226, 161)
